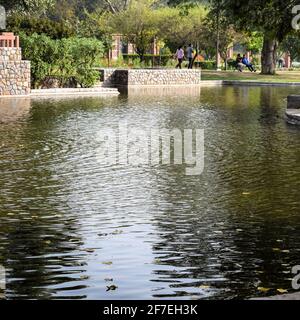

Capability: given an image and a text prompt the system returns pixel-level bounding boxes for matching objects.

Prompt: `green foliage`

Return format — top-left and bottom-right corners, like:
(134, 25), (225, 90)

(123, 54), (174, 67)
(280, 34), (300, 62)
(196, 60), (216, 70)
(108, 0), (159, 61)
(209, 0), (299, 74)
(0, 0), (55, 16)
(211, 0), (298, 41)
(156, 5), (207, 50)
(7, 14), (76, 39)
(242, 32), (264, 54)
(20, 33), (104, 88)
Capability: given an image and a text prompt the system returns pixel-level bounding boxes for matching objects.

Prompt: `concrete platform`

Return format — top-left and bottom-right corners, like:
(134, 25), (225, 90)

(31, 87), (120, 97)
(252, 292), (300, 300)
(201, 80), (300, 87)
(286, 95), (300, 125)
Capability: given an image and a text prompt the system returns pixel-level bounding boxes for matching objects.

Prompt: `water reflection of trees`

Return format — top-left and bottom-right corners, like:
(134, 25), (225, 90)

(148, 86), (300, 299)
(0, 99), (109, 299)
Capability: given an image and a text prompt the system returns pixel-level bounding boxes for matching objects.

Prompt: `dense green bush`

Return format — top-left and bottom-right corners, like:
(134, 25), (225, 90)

(227, 59), (237, 70)
(122, 54), (174, 67)
(8, 14), (76, 39)
(20, 33), (104, 88)
(195, 60), (217, 70)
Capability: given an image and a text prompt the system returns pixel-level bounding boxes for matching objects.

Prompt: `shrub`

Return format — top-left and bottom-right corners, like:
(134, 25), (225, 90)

(20, 33), (104, 88)
(7, 14), (75, 39)
(122, 54), (174, 68)
(195, 60), (217, 70)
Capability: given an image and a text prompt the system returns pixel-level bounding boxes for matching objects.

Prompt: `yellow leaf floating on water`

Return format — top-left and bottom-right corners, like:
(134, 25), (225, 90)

(199, 285), (210, 290)
(272, 248), (290, 253)
(102, 261), (113, 265)
(258, 287), (271, 293)
(242, 192), (251, 196)
(277, 289), (288, 294)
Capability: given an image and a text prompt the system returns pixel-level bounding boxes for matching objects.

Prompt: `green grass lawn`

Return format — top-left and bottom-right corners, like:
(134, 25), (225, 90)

(201, 70), (300, 82)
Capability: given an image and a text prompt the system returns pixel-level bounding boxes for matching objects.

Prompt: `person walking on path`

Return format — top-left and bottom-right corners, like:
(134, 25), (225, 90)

(187, 44), (194, 69)
(175, 46), (184, 69)
(278, 57), (285, 69)
(242, 54), (256, 72)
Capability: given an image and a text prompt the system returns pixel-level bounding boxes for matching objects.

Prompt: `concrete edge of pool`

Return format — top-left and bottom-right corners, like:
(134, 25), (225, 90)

(286, 95), (300, 125)
(251, 292), (300, 300)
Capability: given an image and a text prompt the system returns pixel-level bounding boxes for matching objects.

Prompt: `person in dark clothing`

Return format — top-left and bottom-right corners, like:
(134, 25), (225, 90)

(242, 54), (256, 72)
(187, 44), (194, 69)
(278, 57), (285, 69)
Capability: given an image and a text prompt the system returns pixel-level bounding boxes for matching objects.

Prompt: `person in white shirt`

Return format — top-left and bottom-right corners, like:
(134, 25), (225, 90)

(175, 46), (184, 69)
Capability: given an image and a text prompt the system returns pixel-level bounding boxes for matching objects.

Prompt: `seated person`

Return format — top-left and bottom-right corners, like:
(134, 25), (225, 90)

(236, 54), (244, 72)
(242, 55), (256, 72)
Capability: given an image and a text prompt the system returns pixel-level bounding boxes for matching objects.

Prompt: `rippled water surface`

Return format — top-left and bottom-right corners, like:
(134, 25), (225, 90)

(0, 86), (300, 300)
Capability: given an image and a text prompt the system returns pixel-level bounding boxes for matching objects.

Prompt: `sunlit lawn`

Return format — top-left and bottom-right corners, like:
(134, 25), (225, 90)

(202, 70), (300, 82)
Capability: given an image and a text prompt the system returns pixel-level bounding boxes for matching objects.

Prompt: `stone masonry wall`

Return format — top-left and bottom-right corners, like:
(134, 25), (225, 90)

(0, 47), (30, 96)
(0, 48), (22, 62)
(100, 68), (201, 87)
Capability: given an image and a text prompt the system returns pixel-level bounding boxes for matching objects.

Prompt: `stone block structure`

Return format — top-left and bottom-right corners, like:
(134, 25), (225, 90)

(100, 68), (201, 87)
(0, 33), (31, 96)
(286, 95), (300, 125)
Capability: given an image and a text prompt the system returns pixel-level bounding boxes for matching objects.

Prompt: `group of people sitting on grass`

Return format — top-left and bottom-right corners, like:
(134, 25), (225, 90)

(236, 54), (256, 72)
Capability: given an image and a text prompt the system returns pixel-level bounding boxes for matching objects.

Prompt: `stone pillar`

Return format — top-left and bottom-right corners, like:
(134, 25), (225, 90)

(110, 34), (122, 61)
(0, 32), (31, 96)
(127, 43), (135, 55)
(216, 52), (222, 71)
(151, 38), (159, 55)
(227, 47), (234, 59)
(285, 52), (291, 69)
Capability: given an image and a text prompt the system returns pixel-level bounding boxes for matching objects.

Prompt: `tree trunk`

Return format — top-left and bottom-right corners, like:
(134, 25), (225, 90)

(261, 35), (277, 75)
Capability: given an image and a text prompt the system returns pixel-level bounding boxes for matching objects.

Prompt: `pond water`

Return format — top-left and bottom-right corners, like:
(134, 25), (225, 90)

(0, 86), (300, 300)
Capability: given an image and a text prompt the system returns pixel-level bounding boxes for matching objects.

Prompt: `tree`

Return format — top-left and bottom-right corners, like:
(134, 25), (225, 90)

(242, 32), (264, 55)
(109, 0), (159, 61)
(0, 0), (55, 16)
(210, 0), (299, 75)
(102, 0), (131, 13)
(280, 34), (300, 63)
(204, 7), (242, 70)
(156, 5), (207, 51)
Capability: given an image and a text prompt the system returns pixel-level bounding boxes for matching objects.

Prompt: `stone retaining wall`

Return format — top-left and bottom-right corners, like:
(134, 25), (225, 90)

(0, 47), (30, 96)
(0, 48), (22, 62)
(286, 95), (300, 125)
(287, 95), (300, 109)
(100, 68), (201, 87)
